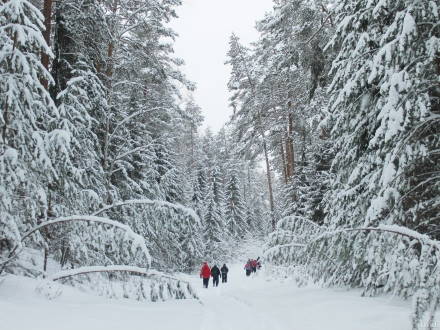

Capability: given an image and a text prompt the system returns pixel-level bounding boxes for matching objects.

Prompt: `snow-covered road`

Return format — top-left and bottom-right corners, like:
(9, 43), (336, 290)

(1, 261), (413, 330)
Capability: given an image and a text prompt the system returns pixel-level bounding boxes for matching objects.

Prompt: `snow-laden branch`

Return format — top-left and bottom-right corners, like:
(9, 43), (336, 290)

(48, 265), (188, 284)
(108, 107), (168, 144)
(264, 243), (307, 257)
(114, 146), (150, 162)
(27, 216), (151, 265)
(93, 199), (201, 225)
(278, 216), (321, 228)
(0, 215), (151, 273)
(311, 224), (440, 249)
(268, 218), (440, 263)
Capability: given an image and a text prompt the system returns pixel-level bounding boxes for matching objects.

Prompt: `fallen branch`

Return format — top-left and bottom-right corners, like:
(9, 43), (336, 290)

(49, 265), (185, 283)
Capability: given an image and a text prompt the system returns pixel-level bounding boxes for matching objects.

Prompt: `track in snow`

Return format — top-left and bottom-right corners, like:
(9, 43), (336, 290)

(190, 262), (411, 330)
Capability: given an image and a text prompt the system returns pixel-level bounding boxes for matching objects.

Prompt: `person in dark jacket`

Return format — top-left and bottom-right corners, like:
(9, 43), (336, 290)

(256, 257), (261, 270)
(211, 264), (221, 287)
(200, 262), (211, 288)
(220, 264), (229, 283)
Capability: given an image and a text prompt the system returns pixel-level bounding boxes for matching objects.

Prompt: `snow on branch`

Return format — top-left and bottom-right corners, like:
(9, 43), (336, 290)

(93, 199), (201, 225)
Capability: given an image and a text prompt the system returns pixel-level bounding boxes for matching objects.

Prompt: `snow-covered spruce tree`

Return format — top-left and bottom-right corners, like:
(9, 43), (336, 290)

(176, 97), (204, 169)
(244, 174), (271, 235)
(40, 0), (112, 269)
(191, 164), (208, 218)
(287, 0), (440, 328)
(94, 0), (187, 206)
(325, 0), (439, 234)
(202, 184), (228, 262)
(0, 0), (61, 266)
(224, 168), (247, 238)
(211, 165), (225, 207)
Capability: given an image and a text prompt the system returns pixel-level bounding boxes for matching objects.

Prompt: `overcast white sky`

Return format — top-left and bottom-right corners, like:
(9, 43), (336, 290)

(171, 0), (274, 132)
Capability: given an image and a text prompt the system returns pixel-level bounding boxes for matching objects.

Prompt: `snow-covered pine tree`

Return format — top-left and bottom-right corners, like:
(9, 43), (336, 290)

(227, 34), (277, 228)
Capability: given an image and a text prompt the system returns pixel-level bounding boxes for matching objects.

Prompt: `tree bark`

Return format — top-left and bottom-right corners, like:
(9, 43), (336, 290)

(285, 112), (295, 179)
(280, 139), (288, 184)
(2, 31), (17, 145)
(262, 139), (276, 230)
(43, 249), (48, 273)
(41, 0), (53, 89)
(235, 42), (276, 229)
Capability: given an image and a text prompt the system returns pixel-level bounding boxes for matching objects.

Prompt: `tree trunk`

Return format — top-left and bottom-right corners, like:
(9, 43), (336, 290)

(2, 32), (17, 145)
(262, 139), (276, 230)
(106, 42), (114, 79)
(50, 3), (75, 102)
(43, 248), (48, 274)
(280, 139), (288, 184)
(285, 113), (295, 179)
(41, 0), (53, 89)
(235, 43), (276, 229)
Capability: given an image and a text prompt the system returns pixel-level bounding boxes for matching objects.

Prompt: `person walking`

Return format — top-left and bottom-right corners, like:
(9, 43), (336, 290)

(244, 259), (252, 277)
(200, 262), (211, 288)
(211, 264), (221, 287)
(250, 259), (257, 273)
(256, 257), (262, 270)
(220, 264), (229, 283)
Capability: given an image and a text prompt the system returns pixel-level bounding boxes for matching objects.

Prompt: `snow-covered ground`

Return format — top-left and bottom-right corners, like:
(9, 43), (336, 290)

(0, 260), (413, 330)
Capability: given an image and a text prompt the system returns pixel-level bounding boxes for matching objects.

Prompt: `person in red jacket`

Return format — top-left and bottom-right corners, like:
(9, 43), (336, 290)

(250, 259), (258, 273)
(200, 262), (211, 288)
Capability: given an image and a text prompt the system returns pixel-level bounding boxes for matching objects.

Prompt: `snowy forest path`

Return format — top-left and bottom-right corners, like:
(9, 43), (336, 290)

(196, 264), (284, 330)
(186, 236), (413, 330)
(190, 261), (411, 330)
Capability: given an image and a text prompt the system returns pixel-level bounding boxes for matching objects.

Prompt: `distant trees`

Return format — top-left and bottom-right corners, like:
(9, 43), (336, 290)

(186, 126), (270, 261)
